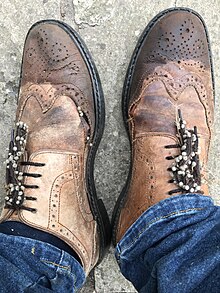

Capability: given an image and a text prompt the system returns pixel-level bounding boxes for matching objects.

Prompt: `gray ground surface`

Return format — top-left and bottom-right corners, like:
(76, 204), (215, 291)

(0, 1), (219, 292)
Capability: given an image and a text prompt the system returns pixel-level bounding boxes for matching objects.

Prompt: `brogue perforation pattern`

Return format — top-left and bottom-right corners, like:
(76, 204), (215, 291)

(132, 137), (156, 205)
(130, 70), (213, 131)
(19, 83), (92, 129)
(150, 17), (206, 65)
(48, 170), (88, 260)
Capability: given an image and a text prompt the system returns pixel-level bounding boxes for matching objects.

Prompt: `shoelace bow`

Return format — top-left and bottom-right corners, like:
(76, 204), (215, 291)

(165, 109), (203, 195)
(5, 122), (45, 212)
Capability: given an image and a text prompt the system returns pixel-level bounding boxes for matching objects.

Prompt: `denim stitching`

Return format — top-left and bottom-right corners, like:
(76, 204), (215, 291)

(119, 207), (204, 255)
(40, 257), (77, 290)
(72, 270), (77, 291)
(40, 259), (71, 271)
(59, 251), (77, 291)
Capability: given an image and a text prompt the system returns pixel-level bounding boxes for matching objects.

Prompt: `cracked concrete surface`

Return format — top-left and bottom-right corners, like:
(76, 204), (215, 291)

(0, 0), (220, 292)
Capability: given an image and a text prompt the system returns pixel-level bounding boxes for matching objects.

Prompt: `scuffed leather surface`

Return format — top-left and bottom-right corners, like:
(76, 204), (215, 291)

(19, 22), (95, 136)
(116, 10), (214, 243)
(0, 22), (99, 274)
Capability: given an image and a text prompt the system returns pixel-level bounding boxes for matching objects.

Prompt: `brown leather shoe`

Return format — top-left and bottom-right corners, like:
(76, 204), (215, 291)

(0, 20), (111, 274)
(112, 8), (214, 245)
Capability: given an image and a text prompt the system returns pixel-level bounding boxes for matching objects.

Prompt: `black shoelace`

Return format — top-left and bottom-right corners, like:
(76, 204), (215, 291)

(165, 109), (203, 195)
(5, 122), (45, 212)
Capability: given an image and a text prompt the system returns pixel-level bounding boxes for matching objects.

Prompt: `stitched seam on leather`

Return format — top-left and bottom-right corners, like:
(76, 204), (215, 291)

(128, 78), (156, 114)
(48, 172), (84, 231)
(23, 152), (92, 222)
(17, 93), (57, 118)
(29, 150), (79, 160)
(131, 71), (153, 101)
(49, 172), (71, 229)
(117, 137), (157, 236)
(135, 132), (180, 140)
(17, 89), (93, 153)
(18, 85), (90, 120)
(70, 155), (93, 222)
(119, 207), (204, 254)
(39, 167), (90, 268)
(20, 160), (89, 264)
(91, 222), (97, 267)
(19, 82), (84, 105)
(128, 75), (212, 137)
(81, 117), (90, 143)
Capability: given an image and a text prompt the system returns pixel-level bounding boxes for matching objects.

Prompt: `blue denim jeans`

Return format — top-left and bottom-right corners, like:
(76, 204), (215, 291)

(0, 194), (220, 292)
(116, 194), (220, 292)
(0, 233), (85, 292)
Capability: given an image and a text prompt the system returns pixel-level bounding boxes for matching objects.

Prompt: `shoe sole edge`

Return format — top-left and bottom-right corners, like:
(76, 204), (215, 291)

(111, 7), (215, 246)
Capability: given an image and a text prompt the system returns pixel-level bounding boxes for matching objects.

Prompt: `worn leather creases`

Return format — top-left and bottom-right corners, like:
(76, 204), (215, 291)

(0, 21), (102, 275)
(115, 9), (214, 243)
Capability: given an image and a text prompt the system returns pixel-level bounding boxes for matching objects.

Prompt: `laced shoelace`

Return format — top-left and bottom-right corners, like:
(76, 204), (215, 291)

(165, 109), (203, 195)
(5, 122), (45, 213)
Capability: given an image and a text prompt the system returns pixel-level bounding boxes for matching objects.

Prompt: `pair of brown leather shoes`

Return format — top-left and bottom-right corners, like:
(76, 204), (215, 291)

(0, 7), (214, 275)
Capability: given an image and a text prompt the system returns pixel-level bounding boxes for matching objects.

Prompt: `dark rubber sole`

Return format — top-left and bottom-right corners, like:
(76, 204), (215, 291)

(111, 7), (215, 246)
(20, 20), (111, 264)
